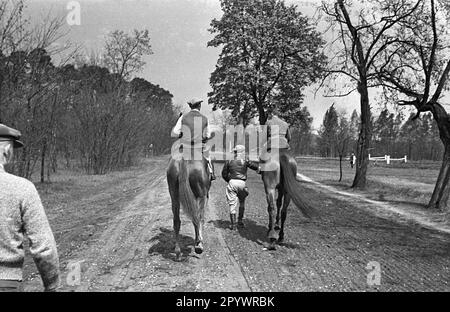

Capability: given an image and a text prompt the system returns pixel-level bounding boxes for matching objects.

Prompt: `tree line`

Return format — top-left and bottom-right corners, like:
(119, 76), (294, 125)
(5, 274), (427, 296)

(0, 0), (178, 181)
(299, 106), (443, 162)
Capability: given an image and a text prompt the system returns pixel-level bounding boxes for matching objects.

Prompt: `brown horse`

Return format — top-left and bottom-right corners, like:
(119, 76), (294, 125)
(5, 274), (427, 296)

(167, 153), (211, 259)
(261, 149), (317, 250)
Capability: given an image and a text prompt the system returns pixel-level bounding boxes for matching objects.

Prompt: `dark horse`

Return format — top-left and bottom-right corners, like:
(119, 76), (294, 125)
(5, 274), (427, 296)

(261, 149), (317, 250)
(167, 151), (211, 259)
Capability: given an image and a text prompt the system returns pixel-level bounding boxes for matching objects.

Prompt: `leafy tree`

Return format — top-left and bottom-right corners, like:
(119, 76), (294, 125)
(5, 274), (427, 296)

(318, 104), (339, 157)
(208, 0), (326, 125)
(373, 109), (398, 156)
(290, 107), (314, 155)
(348, 109), (359, 153)
(335, 112), (352, 182)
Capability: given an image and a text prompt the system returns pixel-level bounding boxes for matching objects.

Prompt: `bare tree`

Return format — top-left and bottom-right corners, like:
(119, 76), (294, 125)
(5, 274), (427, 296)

(103, 29), (153, 81)
(320, 0), (422, 188)
(373, 0), (450, 211)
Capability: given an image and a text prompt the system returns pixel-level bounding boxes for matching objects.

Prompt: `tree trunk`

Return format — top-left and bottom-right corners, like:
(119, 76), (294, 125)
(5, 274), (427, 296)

(428, 104), (450, 212)
(428, 143), (450, 211)
(339, 154), (343, 182)
(41, 140), (47, 183)
(352, 81), (371, 189)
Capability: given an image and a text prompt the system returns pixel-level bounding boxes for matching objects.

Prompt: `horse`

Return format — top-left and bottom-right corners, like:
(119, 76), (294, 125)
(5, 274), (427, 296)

(261, 148), (318, 250)
(167, 148), (211, 259)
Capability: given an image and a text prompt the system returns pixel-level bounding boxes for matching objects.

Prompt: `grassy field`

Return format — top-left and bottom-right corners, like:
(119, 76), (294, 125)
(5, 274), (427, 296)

(297, 157), (441, 208)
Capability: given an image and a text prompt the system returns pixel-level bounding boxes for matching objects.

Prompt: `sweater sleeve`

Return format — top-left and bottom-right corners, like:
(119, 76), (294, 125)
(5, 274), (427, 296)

(21, 183), (60, 291)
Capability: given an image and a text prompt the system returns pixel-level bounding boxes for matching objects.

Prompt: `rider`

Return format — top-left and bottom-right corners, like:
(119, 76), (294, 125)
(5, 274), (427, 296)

(260, 112), (291, 166)
(266, 112), (291, 150)
(171, 98), (216, 180)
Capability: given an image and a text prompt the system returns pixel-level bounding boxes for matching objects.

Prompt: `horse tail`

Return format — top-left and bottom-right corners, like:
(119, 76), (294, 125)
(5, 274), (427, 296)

(179, 158), (200, 224)
(279, 153), (318, 218)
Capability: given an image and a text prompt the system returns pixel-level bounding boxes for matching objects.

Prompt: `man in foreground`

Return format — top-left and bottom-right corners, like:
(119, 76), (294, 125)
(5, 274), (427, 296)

(0, 124), (60, 292)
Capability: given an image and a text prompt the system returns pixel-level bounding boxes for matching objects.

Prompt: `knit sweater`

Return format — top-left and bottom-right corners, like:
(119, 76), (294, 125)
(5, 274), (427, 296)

(0, 165), (60, 290)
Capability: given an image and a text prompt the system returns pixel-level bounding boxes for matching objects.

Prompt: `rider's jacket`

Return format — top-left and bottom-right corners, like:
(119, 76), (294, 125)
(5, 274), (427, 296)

(222, 158), (259, 182)
(266, 115), (290, 149)
(172, 109), (210, 149)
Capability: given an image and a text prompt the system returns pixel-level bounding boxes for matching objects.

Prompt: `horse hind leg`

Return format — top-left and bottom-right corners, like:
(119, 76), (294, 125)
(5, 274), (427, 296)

(170, 193), (182, 259)
(168, 176), (182, 259)
(275, 187), (283, 231)
(266, 189), (279, 247)
(278, 192), (290, 243)
(193, 196), (207, 255)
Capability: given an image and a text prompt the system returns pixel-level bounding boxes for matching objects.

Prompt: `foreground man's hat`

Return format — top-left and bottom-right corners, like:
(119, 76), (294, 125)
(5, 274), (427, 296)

(187, 98), (203, 106)
(0, 124), (24, 148)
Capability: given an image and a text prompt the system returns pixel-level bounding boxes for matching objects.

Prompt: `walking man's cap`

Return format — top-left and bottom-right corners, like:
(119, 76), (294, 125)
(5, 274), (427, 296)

(233, 145), (245, 154)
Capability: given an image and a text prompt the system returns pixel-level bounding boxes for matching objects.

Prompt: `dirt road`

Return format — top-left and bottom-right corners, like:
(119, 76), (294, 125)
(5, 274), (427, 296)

(24, 158), (450, 291)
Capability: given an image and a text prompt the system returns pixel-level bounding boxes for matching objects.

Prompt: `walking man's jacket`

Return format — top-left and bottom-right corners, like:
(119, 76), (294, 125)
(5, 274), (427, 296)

(0, 167), (60, 291)
(222, 159), (259, 182)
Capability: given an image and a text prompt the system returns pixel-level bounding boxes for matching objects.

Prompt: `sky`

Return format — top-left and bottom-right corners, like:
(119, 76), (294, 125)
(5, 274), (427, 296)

(27, 0), (363, 130)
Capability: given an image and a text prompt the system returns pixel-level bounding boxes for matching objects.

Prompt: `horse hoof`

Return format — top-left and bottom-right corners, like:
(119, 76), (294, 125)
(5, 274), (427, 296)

(267, 239), (277, 251)
(268, 230), (279, 241)
(195, 247), (203, 255)
(195, 243), (204, 255)
(175, 247), (181, 260)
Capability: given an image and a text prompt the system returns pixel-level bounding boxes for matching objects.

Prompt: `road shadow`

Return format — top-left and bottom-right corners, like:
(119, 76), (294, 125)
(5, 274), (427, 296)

(147, 227), (196, 262)
(209, 219), (300, 250)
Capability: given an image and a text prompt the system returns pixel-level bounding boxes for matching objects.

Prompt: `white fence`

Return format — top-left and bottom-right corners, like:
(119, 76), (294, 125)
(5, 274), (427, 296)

(369, 154), (407, 164)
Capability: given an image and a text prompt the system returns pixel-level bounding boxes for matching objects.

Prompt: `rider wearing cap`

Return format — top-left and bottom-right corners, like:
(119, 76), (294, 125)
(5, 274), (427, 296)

(221, 145), (259, 230)
(265, 113), (291, 150)
(171, 98), (216, 180)
(260, 112), (292, 165)
(0, 124), (60, 292)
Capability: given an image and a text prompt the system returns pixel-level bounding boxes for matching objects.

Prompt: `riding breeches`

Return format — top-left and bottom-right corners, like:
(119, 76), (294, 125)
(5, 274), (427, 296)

(226, 179), (249, 214)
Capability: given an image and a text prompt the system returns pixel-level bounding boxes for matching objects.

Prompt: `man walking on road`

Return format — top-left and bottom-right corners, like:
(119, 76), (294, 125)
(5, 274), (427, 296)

(0, 124), (60, 292)
(222, 145), (260, 230)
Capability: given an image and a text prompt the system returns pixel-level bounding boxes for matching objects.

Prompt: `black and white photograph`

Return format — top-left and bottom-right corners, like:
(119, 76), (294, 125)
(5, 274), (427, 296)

(0, 0), (449, 297)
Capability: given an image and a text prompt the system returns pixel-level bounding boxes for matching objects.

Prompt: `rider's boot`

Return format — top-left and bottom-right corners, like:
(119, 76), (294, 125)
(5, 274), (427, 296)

(238, 205), (245, 228)
(229, 213), (237, 230)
